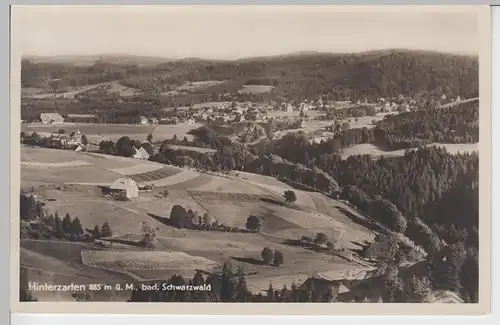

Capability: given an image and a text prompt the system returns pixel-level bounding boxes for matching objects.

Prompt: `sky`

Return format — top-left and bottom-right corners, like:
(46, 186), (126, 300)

(12, 6), (480, 60)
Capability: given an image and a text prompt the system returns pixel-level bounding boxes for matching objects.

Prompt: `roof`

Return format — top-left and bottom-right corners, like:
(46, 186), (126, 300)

(138, 147), (150, 159)
(109, 177), (138, 190)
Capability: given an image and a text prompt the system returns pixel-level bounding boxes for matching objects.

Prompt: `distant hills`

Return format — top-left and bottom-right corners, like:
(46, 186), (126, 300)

(21, 49), (479, 101)
(22, 54), (175, 67)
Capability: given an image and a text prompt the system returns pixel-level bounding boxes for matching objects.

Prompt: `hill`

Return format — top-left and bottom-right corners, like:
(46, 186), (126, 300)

(21, 49), (478, 101)
(20, 146), (385, 300)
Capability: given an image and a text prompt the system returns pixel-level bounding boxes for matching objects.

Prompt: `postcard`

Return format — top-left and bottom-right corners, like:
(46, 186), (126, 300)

(10, 5), (492, 315)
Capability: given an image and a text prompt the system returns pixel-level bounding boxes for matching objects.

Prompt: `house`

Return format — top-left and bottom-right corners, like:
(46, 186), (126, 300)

(138, 147), (150, 160)
(40, 113), (64, 124)
(300, 275), (350, 301)
(109, 177), (139, 200)
(49, 134), (68, 148)
(139, 116), (149, 125)
(362, 234), (398, 261)
(67, 129), (82, 147)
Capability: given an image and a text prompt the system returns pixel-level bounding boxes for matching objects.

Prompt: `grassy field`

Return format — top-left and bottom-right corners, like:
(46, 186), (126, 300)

(107, 81), (140, 97)
(239, 85), (275, 94)
(340, 142), (479, 159)
(166, 144), (217, 153)
(21, 147), (186, 186)
(81, 250), (219, 271)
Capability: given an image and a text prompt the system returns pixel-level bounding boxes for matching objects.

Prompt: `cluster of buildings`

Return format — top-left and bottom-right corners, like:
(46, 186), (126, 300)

(157, 101), (271, 125)
(43, 129), (84, 150)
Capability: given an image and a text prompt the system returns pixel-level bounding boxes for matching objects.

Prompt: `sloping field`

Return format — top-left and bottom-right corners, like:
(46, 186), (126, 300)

(340, 143), (407, 159)
(29, 84), (101, 99)
(190, 175), (270, 195)
(166, 144), (217, 153)
(81, 250), (219, 271)
(430, 142), (479, 154)
(341, 142), (479, 159)
(230, 172), (317, 208)
(43, 200), (168, 235)
(108, 81), (140, 97)
(139, 169), (200, 187)
(127, 167), (183, 183)
(21, 247), (81, 276)
(22, 165), (122, 184)
(21, 160), (94, 168)
(22, 147), (87, 163)
(109, 163), (166, 176)
(21, 147), (189, 186)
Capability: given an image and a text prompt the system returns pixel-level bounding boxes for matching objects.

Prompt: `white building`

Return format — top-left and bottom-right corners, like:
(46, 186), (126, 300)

(109, 178), (139, 199)
(133, 147), (150, 160)
(40, 113), (64, 124)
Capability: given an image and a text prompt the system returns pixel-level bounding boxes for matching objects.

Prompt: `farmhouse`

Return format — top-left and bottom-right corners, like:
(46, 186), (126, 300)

(363, 234), (398, 260)
(109, 177), (139, 200)
(133, 147), (150, 160)
(40, 113), (64, 124)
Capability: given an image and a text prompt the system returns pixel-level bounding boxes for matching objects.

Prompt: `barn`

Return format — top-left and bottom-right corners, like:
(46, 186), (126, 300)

(109, 177), (139, 200)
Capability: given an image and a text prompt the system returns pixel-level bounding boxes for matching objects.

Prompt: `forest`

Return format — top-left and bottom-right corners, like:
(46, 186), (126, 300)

(22, 50), (478, 104)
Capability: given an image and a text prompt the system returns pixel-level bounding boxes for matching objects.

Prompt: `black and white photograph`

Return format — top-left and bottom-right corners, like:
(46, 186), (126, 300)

(11, 5), (491, 314)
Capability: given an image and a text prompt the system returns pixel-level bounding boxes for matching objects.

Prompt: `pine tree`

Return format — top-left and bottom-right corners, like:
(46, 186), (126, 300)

(93, 225), (101, 238)
(53, 215), (64, 238)
(266, 283), (275, 302)
(220, 261), (235, 302)
(71, 217), (85, 236)
(234, 267), (250, 302)
(62, 213), (72, 234)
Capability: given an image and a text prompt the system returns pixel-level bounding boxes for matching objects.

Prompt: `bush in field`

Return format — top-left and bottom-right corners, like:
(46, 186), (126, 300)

(314, 232), (328, 245)
(101, 222), (113, 237)
(261, 247), (274, 265)
(284, 190), (297, 204)
(170, 205), (188, 229)
(140, 221), (158, 248)
(273, 250), (284, 266)
(246, 215), (263, 233)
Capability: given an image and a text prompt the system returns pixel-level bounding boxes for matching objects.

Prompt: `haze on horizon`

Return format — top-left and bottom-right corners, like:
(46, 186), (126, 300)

(12, 6), (479, 60)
